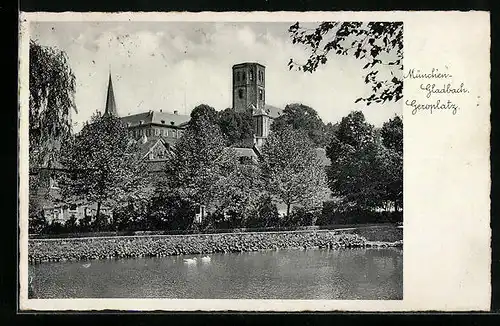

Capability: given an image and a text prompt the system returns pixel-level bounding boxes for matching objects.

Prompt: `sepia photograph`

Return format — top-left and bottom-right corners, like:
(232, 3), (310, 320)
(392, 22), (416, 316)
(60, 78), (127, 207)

(25, 19), (404, 301)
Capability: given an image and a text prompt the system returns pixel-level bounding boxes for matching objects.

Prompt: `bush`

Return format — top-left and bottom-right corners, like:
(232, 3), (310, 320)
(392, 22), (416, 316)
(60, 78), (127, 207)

(64, 214), (78, 232)
(29, 210), (47, 234)
(317, 200), (403, 225)
(148, 192), (196, 231)
(282, 207), (319, 227)
(245, 196), (281, 228)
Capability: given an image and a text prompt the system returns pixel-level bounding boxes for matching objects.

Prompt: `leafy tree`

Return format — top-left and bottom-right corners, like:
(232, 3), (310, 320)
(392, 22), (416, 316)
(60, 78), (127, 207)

(336, 111), (374, 150)
(59, 114), (148, 219)
(328, 140), (388, 210)
(288, 22), (403, 105)
(147, 185), (196, 231)
(326, 111), (378, 209)
(260, 126), (330, 217)
(29, 40), (77, 168)
(326, 111), (403, 213)
(377, 142), (403, 212)
(217, 108), (254, 147)
(381, 115), (403, 153)
(245, 195), (280, 228)
(166, 118), (237, 212)
(189, 104), (218, 129)
(215, 164), (265, 227)
(380, 116), (403, 211)
(271, 103), (328, 147)
(324, 122), (339, 146)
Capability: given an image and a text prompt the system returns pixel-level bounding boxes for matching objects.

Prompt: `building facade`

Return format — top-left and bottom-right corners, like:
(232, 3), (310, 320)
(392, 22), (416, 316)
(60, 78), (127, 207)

(30, 62), (289, 227)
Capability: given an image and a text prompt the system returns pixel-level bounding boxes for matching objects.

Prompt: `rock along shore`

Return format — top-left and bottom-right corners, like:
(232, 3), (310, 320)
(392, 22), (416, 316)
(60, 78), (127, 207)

(28, 229), (403, 264)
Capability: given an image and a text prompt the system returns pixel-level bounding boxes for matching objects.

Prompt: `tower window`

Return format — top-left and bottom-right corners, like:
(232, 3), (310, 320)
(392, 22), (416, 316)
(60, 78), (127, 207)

(238, 89), (244, 99)
(249, 69), (254, 81)
(236, 71), (240, 81)
(259, 89), (263, 100)
(242, 72), (246, 80)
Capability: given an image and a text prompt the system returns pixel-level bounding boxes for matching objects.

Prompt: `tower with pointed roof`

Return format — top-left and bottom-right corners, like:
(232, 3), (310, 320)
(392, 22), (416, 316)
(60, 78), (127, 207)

(103, 73), (118, 117)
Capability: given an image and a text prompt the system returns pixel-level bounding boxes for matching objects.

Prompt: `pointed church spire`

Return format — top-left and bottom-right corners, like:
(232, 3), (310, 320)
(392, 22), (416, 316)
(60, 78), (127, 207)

(104, 72), (118, 117)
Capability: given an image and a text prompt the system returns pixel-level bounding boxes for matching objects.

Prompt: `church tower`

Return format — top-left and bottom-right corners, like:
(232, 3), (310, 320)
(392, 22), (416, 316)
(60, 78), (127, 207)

(103, 72), (118, 117)
(232, 62), (266, 114)
(252, 104), (271, 148)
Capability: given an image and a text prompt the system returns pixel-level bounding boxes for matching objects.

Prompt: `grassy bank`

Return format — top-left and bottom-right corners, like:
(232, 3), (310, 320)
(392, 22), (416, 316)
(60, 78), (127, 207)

(28, 226), (403, 264)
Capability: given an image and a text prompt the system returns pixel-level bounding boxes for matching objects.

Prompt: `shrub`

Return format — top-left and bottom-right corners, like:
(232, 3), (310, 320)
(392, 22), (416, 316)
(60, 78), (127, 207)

(29, 210), (48, 234)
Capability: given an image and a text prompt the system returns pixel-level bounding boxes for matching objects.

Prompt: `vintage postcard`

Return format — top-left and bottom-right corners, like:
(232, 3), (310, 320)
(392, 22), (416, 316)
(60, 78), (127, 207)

(18, 11), (490, 311)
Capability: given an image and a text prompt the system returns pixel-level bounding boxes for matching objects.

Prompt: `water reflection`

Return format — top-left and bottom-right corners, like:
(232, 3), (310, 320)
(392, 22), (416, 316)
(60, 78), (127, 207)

(29, 248), (402, 300)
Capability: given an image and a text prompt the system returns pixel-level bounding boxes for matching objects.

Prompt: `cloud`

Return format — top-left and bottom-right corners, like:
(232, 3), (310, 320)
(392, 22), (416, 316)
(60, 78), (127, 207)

(30, 21), (402, 132)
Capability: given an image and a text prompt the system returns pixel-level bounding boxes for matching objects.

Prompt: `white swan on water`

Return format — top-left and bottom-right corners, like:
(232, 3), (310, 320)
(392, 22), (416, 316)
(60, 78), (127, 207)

(201, 256), (211, 263)
(184, 257), (197, 264)
(82, 263), (91, 268)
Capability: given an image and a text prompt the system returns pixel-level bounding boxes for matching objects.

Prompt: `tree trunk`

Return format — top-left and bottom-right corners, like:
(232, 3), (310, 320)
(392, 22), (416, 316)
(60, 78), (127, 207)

(96, 201), (102, 220)
(286, 203), (291, 218)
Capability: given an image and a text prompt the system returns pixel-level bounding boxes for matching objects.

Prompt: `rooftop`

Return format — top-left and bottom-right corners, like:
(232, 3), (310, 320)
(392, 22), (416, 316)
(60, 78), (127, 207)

(233, 147), (258, 159)
(121, 110), (190, 128)
(232, 62), (266, 69)
(315, 148), (332, 167)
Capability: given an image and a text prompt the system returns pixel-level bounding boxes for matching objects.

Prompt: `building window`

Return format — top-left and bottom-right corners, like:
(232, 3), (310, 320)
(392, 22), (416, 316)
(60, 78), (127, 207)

(155, 129), (160, 136)
(259, 89), (263, 100)
(161, 120), (165, 124)
(242, 72), (246, 80)
(163, 129), (167, 136)
(238, 89), (244, 99)
(249, 69), (254, 81)
(194, 205), (206, 224)
(68, 204), (78, 213)
(139, 120), (144, 125)
(239, 156), (253, 165)
(236, 71), (240, 81)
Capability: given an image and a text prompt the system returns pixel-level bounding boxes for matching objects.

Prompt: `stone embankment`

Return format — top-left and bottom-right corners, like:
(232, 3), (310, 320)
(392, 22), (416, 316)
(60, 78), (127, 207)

(28, 230), (403, 264)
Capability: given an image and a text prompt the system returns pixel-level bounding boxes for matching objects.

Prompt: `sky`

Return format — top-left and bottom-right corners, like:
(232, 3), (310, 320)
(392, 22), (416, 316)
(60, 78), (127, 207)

(30, 21), (402, 132)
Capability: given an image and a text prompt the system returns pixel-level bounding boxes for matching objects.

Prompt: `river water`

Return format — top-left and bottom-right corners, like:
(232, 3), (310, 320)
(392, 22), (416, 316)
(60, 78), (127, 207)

(29, 248), (403, 300)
